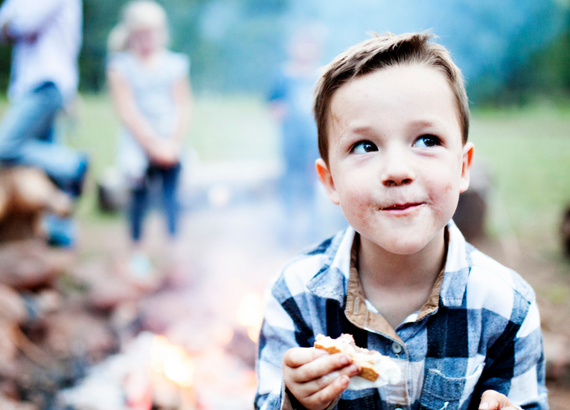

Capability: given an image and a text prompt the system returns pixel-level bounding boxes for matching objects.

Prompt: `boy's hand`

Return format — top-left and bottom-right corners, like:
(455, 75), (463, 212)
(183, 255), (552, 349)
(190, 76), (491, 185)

(479, 390), (523, 410)
(283, 347), (360, 410)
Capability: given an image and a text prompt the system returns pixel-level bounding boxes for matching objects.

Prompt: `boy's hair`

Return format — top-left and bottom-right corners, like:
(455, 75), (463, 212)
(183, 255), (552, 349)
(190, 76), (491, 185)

(313, 32), (470, 165)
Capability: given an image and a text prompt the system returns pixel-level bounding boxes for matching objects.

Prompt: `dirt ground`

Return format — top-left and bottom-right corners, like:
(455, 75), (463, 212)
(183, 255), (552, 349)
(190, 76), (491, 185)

(77, 195), (570, 409)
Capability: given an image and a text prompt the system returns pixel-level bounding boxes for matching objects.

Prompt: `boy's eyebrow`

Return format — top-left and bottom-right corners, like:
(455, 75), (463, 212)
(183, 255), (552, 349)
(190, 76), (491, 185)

(408, 119), (447, 130)
(334, 118), (452, 143)
(336, 124), (374, 140)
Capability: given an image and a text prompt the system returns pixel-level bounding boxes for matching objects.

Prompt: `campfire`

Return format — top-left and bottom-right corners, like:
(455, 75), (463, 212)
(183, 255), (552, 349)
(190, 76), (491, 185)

(56, 292), (264, 410)
(148, 335), (197, 409)
(236, 292), (264, 344)
(0, 167), (265, 410)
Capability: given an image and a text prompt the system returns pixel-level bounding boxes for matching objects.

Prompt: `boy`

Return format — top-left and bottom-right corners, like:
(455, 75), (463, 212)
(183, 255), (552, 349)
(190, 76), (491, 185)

(255, 32), (547, 410)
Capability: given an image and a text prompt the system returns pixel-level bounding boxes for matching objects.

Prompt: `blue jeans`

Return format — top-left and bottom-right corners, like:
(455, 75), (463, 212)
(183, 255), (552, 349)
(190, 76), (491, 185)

(0, 82), (85, 190)
(130, 163), (181, 242)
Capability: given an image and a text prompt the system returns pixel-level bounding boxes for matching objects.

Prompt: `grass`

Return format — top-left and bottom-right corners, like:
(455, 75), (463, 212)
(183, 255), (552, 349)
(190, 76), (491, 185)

(470, 105), (570, 250)
(67, 93), (279, 173)
(60, 93), (279, 221)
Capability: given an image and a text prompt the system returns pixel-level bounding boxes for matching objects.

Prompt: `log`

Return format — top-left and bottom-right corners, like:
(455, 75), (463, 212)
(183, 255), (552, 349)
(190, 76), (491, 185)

(0, 167), (72, 243)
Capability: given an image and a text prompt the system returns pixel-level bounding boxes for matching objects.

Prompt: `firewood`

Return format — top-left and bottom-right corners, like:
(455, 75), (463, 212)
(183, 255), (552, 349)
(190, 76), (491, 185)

(0, 167), (72, 243)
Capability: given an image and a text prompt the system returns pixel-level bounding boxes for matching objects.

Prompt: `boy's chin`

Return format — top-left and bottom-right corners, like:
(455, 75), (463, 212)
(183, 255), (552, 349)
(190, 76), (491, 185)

(380, 240), (431, 256)
(364, 231), (444, 257)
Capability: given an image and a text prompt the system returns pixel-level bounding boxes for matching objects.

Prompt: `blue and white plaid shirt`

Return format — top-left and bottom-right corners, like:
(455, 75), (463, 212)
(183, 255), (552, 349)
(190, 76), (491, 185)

(255, 222), (548, 410)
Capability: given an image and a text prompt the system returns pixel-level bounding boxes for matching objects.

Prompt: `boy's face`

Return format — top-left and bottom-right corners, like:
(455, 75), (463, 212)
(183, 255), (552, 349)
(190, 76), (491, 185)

(316, 64), (473, 256)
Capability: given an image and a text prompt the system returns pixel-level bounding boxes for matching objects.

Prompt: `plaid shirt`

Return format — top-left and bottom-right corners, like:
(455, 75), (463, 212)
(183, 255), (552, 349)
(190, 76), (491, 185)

(255, 222), (548, 410)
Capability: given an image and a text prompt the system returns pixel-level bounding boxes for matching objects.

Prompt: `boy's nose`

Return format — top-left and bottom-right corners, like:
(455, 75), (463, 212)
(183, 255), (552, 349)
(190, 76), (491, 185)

(380, 149), (415, 187)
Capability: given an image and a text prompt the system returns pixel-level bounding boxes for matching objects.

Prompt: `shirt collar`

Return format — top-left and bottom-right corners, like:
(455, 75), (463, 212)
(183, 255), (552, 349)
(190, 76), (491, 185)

(306, 226), (355, 304)
(439, 221), (471, 307)
(307, 221), (471, 318)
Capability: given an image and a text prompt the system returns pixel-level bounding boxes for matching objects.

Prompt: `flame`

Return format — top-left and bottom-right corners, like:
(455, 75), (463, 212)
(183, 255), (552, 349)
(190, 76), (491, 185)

(213, 324), (234, 346)
(151, 335), (195, 387)
(237, 292), (263, 343)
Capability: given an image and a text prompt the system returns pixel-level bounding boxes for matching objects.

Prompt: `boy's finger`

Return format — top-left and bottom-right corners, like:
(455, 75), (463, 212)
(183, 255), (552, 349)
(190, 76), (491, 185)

(304, 374), (351, 409)
(283, 347), (328, 368)
(293, 353), (354, 383)
(479, 390), (522, 410)
(295, 364), (360, 397)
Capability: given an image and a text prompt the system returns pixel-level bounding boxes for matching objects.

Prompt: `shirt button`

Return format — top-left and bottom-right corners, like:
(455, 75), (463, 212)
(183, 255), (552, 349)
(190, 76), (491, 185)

(391, 342), (402, 354)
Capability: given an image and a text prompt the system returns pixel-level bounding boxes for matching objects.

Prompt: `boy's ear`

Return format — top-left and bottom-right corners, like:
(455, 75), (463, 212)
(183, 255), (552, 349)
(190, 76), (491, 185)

(315, 158), (340, 205)
(459, 142), (474, 193)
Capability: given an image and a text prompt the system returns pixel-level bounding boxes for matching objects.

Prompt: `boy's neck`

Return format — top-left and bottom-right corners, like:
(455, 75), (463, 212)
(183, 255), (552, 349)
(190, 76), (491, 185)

(357, 228), (447, 328)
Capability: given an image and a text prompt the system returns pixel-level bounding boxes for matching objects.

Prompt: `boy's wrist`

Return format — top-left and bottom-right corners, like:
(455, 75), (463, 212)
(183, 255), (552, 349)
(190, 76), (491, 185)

(284, 386), (340, 410)
(285, 386), (310, 410)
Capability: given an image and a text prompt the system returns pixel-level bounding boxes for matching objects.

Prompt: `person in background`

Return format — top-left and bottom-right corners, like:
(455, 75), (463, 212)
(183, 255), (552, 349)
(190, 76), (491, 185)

(268, 26), (327, 249)
(0, 0), (87, 247)
(107, 0), (192, 277)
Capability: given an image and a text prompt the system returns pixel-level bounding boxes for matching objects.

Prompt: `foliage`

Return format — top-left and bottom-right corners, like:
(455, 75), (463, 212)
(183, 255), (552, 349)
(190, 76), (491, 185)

(0, 0), (570, 104)
(490, 23), (570, 105)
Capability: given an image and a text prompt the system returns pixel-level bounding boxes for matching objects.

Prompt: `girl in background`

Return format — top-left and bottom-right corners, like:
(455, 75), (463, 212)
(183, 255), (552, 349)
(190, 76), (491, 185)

(107, 0), (191, 277)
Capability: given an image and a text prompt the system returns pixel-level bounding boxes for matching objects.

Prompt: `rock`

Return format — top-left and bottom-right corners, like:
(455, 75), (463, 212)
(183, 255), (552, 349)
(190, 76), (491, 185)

(0, 323), (18, 378)
(0, 240), (72, 290)
(0, 395), (38, 410)
(543, 331), (570, 385)
(561, 205), (570, 257)
(0, 284), (27, 324)
(41, 309), (117, 362)
(68, 259), (161, 311)
(453, 190), (487, 242)
(96, 167), (129, 213)
(453, 158), (491, 242)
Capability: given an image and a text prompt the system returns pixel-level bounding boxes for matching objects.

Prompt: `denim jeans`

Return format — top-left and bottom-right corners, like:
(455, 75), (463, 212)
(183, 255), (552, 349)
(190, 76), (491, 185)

(0, 82), (85, 189)
(130, 163), (181, 242)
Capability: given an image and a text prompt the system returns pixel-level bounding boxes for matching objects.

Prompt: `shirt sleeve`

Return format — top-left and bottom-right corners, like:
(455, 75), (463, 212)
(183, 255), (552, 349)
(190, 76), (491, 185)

(469, 299), (548, 410)
(1, 0), (65, 38)
(255, 274), (315, 410)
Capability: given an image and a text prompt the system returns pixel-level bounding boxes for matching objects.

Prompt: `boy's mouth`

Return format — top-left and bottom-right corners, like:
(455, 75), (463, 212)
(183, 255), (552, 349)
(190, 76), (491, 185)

(377, 202), (424, 211)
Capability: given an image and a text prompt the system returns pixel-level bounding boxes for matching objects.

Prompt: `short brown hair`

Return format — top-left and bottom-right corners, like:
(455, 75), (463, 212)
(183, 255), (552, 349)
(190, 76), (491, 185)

(313, 32), (469, 165)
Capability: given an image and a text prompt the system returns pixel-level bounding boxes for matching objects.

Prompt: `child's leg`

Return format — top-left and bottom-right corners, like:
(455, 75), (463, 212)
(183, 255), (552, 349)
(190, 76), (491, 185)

(127, 180), (156, 280)
(0, 82), (87, 194)
(161, 163), (181, 238)
(130, 183), (149, 244)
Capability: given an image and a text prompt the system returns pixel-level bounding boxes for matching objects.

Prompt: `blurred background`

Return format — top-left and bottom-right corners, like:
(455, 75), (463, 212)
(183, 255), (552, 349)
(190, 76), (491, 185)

(0, 0), (570, 409)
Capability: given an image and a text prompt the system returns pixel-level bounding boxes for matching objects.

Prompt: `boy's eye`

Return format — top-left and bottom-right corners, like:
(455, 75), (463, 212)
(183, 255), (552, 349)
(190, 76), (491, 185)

(413, 135), (441, 148)
(352, 141), (378, 154)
